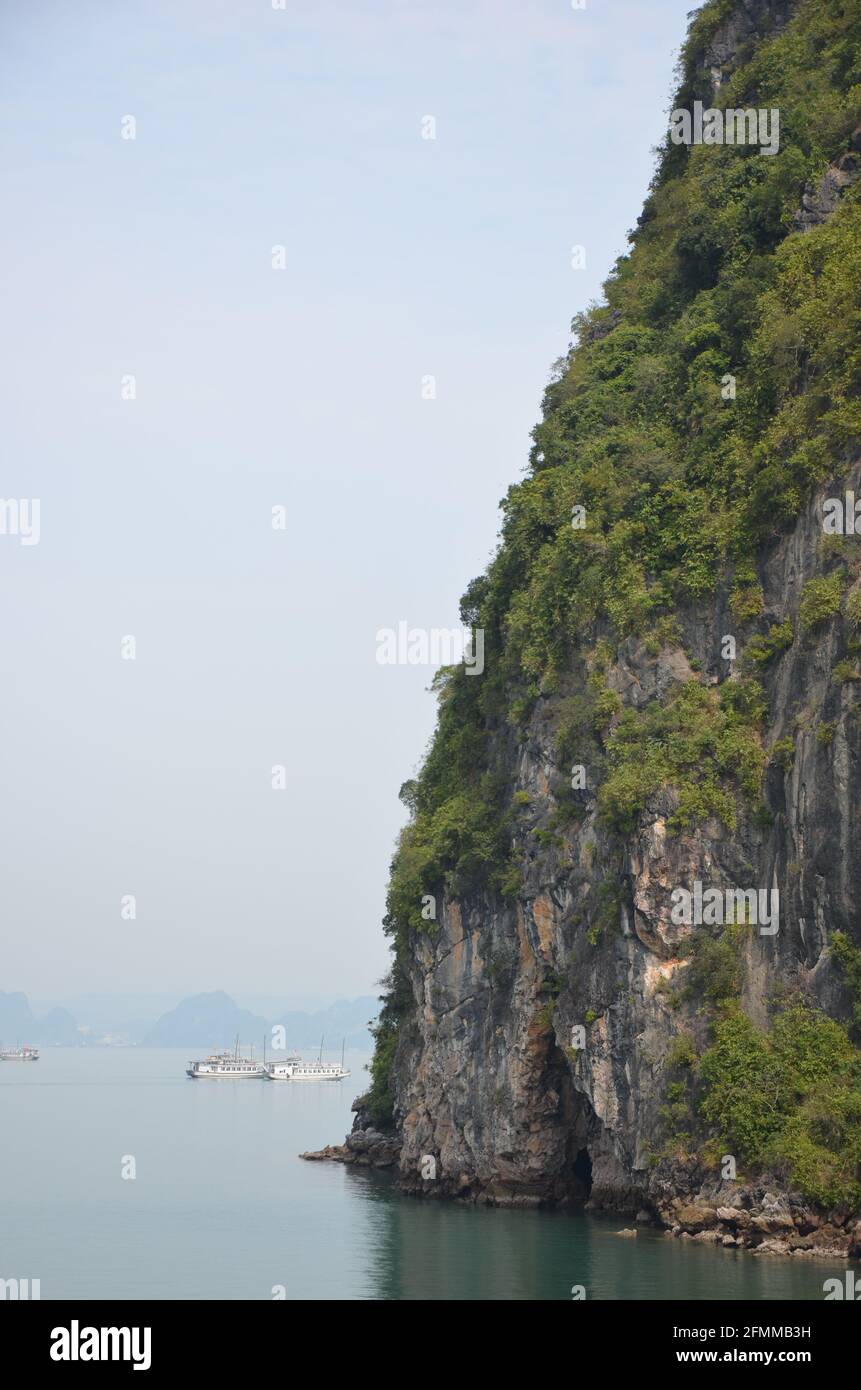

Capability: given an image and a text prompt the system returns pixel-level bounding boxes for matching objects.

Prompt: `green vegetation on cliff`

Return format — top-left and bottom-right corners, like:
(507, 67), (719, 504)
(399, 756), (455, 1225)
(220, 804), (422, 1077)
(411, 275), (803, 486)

(600, 678), (767, 833)
(699, 1003), (861, 1208)
(658, 933), (861, 1208)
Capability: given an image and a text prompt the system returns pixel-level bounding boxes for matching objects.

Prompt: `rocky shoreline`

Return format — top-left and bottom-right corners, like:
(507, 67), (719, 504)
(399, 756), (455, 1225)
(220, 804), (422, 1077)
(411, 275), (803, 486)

(301, 1103), (861, 1260)
(633, 1186), (861, 1260)
(300, 1106), (401, 1173)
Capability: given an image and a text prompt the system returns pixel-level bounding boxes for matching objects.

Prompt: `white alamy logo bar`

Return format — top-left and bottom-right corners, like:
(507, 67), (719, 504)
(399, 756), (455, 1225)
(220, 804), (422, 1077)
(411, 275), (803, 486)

(670, 881), (779, 935)
(376, 623), (485, 675)
(670, 102), (780, 156)
(50, 1321), (151, 1372)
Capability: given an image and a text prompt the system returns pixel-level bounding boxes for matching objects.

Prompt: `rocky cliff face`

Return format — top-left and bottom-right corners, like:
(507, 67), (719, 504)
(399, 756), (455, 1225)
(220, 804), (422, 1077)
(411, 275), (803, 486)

(309, 0), (861, 1256)
(370, 462), (861, 1255)
(322, 477), (861, 1255)
(699, 0), (796, 84)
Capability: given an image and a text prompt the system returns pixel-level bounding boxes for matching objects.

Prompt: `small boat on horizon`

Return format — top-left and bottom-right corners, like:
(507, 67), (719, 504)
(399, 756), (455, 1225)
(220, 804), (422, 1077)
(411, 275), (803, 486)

(0, 1044), (40, 1061)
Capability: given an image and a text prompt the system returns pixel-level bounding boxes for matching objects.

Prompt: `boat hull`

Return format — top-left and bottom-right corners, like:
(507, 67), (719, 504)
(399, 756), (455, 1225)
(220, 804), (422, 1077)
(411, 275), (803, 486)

(265, 1068), (350, 1082)
(186, 1069), (265, 1078)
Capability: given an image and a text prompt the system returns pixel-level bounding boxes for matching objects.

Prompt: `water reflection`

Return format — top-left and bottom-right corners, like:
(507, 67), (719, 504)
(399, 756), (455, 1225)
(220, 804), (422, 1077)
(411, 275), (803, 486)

(345, 1168), (847, 1302)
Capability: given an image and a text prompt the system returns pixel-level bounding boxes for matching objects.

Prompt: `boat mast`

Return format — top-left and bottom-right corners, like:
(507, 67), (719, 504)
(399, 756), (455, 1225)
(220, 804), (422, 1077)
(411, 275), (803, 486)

(341, 1038), (345, 1071)
(319, 1035), (324, 1063)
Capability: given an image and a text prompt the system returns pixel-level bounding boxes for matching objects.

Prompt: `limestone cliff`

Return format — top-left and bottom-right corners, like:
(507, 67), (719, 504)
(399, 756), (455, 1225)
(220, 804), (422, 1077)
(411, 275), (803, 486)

(309, 0), (861, 1256)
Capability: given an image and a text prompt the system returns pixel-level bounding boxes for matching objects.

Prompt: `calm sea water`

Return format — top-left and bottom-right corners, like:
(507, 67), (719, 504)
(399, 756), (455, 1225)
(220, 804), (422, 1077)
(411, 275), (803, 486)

(0, 1049), (848, 1301)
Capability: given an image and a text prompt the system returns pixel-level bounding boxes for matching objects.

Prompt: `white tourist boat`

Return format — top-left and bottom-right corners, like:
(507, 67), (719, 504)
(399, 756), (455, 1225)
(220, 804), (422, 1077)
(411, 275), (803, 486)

(266, 1039), (349, 1082)
(186, 1037), (265, 1079)
(0, 1044), (39, 1061)
(265, 1059), (350, 1081)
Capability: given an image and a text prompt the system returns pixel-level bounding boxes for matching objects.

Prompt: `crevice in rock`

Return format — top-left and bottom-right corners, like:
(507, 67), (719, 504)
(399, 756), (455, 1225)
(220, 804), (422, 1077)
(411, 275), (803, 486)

(572, 1147), (593, 1200)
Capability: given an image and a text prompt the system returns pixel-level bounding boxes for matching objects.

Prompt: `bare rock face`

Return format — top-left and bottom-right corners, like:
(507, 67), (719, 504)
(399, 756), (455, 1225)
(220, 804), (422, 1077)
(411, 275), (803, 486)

(582, 308), (622, 346)
(793, 137), (861, 232)
(699, 0), (796, 89)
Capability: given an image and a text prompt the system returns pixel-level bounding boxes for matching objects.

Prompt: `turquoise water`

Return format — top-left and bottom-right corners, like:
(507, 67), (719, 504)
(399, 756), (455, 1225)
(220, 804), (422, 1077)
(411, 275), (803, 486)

(0, 1049), (848, 1300)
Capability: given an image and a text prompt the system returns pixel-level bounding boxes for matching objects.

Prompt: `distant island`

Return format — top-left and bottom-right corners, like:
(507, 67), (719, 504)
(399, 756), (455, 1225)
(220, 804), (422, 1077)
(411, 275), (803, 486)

(0, 991), (78, 1046)
(141, 991), (377, 1050)
(0, 989), (377, 1050)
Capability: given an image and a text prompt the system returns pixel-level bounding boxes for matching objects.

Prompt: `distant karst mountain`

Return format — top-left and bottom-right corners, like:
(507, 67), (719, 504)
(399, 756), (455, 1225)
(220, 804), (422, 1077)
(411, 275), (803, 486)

(36, 1006), (79, 1046)
(0, 990), (34, 1041)
(142, 991), (377, 1050)
(0, 991), (79, 1046)
(269, 996), (378, 1051)
(0, 988), (378, 1050)
(141, 992), (269, 1048)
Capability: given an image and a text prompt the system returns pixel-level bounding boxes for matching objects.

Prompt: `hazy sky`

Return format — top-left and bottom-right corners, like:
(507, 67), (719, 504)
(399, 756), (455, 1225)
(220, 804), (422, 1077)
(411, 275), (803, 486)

(1, 0), (694, 1002)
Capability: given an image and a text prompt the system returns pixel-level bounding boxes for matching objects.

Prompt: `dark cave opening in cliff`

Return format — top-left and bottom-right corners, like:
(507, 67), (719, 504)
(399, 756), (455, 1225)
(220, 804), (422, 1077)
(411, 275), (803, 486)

(573, 1147), (592, 1200)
